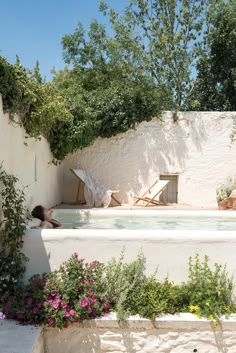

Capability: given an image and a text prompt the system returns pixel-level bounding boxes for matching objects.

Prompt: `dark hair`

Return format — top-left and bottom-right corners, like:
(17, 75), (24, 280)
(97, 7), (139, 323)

(32, 205), (45, 221)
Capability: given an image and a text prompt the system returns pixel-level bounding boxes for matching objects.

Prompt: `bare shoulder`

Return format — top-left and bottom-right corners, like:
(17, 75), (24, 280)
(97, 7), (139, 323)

(41, 221), (53, 229)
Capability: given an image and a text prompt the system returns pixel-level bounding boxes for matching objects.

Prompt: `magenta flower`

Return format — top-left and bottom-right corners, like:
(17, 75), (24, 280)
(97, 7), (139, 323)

(88, 290), (93, 296)
(92, 310), (97, 317)
(81, 299), (88, 307)
(74, 252), (78, 257)
(91, 298), (96, 303)
(64, 312), (70, 318)
(53, 302), (59, 309)
(17, 313), (24, 320)
(27, 298), (33, 306)
(104, 302), (111, 310)
(51, 290), (57, 297)
(32, 307), (38, 314)
(5, 302), (10, 308)
(48, 297), (53, 303)
(61, 303), (67, 309)
(85, 279), (89, 285)
(55, 297), (61, 303)
(92, 280), (97, 285)
(69, 310), (75, 316)
(48, 317), (55, 324)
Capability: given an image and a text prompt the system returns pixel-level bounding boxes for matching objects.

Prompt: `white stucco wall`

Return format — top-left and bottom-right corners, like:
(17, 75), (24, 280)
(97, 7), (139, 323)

(44, 316), (236, 353)
(0, 97), (63, 209)
(63, 112), (236, 207)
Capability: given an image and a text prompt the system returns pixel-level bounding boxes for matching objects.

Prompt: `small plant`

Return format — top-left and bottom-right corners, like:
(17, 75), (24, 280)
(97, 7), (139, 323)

(216, 176), (236, 202)
(0, 165), (28, 297)
(104, 250), (146, 319)
(185, 254), (235, 322)
(128, 278), (180, 320)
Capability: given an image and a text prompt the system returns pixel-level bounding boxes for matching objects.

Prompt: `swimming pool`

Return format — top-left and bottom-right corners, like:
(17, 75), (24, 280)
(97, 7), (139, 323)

(53, 209), (236, 231)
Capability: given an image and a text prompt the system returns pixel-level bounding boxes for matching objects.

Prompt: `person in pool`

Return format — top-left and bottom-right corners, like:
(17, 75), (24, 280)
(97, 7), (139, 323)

(31, 205), (62, 229)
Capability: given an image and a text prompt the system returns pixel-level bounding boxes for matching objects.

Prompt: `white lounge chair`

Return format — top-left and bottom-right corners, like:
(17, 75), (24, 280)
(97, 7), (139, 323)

(70, 169), (121, 207)
(134, 179), (170, 206)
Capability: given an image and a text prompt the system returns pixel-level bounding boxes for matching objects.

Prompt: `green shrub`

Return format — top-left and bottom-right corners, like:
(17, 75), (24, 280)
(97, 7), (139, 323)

(104, 250), (146, 319)
(185, 254), (235, 321)
(128, 278), (181, 319)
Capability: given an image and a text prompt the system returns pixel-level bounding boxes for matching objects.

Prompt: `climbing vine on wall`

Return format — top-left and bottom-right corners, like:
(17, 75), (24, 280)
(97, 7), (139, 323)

(0, 165), (28, 297)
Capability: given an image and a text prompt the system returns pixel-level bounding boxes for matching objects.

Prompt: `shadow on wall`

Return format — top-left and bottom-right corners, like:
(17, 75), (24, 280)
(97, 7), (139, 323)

(62, 113), (208, 204)
(43, 325), (230, 353)
(23, 230), (51, 279)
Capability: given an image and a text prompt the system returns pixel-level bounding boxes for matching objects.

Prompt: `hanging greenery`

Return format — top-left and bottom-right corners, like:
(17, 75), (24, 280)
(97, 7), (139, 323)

(0, 165), (28, 297)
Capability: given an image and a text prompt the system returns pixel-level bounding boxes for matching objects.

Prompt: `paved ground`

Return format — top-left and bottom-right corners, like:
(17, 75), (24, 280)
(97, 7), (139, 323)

(55, 203), (219, 210)
(0, 320), (41, 353)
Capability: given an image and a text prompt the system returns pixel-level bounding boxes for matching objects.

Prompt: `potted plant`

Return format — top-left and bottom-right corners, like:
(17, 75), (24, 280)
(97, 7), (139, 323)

(216, 185), (228, 210)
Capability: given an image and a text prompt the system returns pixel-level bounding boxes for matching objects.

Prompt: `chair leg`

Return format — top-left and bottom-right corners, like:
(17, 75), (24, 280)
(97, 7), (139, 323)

(111, 194), (121, 206)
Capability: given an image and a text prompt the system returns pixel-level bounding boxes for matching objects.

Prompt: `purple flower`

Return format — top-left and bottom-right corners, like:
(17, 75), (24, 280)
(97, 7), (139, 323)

(0, 312), (5, 320)
(81, 299), (88, 307)
(69, 310), (75, 316)
(32, 307), (38, 314)
(48, 317), (55, 325)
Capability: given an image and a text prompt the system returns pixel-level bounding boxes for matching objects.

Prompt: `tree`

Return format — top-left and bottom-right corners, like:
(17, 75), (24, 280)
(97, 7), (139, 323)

(188, 1), (236, 111)
(97, 0), (223, 110)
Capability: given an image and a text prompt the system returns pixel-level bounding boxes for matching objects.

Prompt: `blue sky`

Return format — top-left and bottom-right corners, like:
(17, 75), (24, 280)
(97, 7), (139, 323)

(0, 0), (128, 80)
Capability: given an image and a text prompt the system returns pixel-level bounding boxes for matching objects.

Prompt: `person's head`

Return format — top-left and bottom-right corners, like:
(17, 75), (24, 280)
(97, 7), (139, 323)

(31, 205), (52, 222)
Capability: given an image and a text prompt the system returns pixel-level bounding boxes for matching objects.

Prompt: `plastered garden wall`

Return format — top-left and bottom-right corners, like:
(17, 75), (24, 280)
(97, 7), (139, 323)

(0, 96), (63, 209)
(43, 316), (236, 353)
(63, 111), (236, 207)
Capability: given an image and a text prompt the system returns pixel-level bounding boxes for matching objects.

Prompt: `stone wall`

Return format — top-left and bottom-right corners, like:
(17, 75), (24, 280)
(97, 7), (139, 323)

(63, 111), (236, 207)
(43, 315), (236, 353)
(0, 96), (63, 209)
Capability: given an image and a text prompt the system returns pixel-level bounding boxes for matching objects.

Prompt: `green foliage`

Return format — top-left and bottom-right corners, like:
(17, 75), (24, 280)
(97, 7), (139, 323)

(128, 278), (180, 319)
(48, 66), (169, 162)
(0, 165), (28, 297)
(104, 250), (146, 319)
(185, 254), (235, 321)
(1, 252), (235, 327)
(0, 56), (72, 141)
(188, 1), (236, 111)
(97, 0), (224, 109)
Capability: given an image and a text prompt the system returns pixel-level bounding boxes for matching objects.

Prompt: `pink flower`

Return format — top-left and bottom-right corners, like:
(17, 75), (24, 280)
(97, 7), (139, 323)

(33, 307), (38, 314)
(17, 313), (24, 320)
(55, 297), (61, 303)
(74, 252), (78, 257)
(27, 298), (33, 306)
(51, 290), (57, 297)
(92, 280), (97, 285)
(48, 297), (53, 303)
(85, 279), (89, 285)
(64, 312), (70, 318)
(61, 303), (67, 309)
(4, 310), (9, 315)
(88, 290), (93, 296)
(81, 299), (88, 307)
(48, 317), (55, 325)
(53, 302), (59, 309)
(91, 298), (96, 303)
(104, 302), (111, 310)
(1, 292), (8, 300)
(69, 310), (75, 316)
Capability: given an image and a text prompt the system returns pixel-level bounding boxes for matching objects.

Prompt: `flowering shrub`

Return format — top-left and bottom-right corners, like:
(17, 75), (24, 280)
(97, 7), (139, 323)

(1, 274), (46, 324)
(1, 253), (111, 328)
(1, 253), (235, 328)
(43, 253), (110, 328)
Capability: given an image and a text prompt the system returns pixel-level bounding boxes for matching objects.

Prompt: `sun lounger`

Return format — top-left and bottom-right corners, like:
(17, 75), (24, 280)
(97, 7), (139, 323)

(134, 179), (170, 206)
(70, 169), (121, 207)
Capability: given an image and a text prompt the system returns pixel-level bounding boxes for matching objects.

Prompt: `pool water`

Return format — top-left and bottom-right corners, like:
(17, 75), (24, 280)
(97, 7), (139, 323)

(54, 212), (236, 231)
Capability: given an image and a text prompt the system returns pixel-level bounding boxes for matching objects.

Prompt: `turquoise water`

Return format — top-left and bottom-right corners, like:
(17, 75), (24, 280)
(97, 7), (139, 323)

(55, 213), (236, 231)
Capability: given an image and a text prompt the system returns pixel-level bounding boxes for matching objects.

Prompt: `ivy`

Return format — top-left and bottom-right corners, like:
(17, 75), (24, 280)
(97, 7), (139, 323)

(0, 165), (28, 297)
